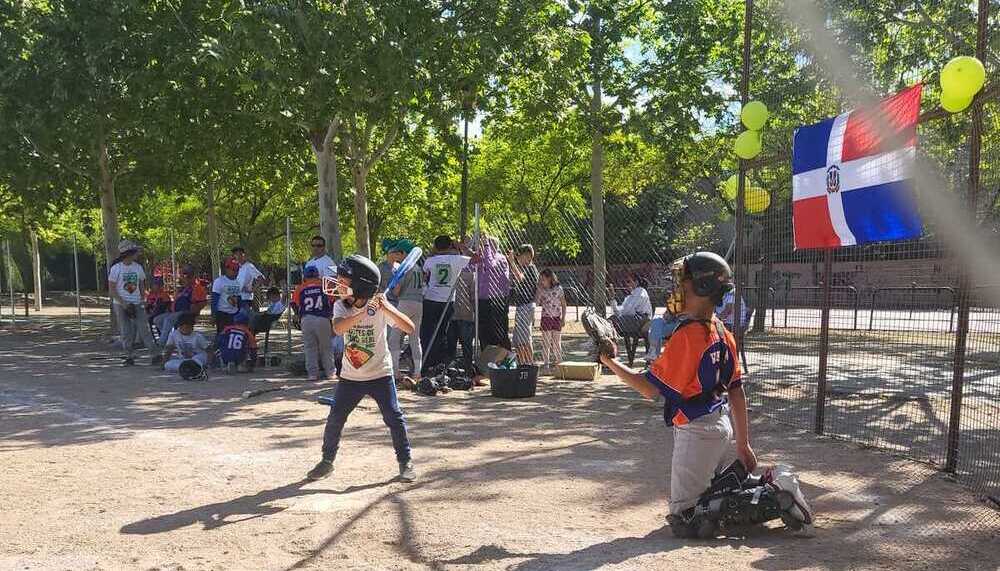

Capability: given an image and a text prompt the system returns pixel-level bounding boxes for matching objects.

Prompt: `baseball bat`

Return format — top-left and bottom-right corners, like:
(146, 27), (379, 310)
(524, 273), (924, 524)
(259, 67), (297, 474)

(385, 247), (423, 292)
(241, 385), (287, 399)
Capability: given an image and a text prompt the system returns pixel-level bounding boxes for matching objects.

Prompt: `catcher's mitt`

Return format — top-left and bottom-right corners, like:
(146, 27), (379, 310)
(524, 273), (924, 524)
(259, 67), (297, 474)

(124, 303), (137, 319)
(581, 309), (619, 362)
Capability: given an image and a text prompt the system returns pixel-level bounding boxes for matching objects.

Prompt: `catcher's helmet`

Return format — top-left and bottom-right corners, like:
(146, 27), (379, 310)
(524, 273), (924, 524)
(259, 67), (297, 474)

(178, 359), (207, 381)
(666, 252), (734, 315)
(337, 255), (380, 300)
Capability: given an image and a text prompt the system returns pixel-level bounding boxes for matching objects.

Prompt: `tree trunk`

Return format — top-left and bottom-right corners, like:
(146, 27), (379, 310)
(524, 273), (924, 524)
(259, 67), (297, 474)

(98, 142), (120, 277)
(311, 119), (343, 260)
(97, 140), (120, 334)
(589, 10), (608, 314)
(206, 181), (221, 277)
(351, 164), (371, 258)
(30, 230), (42, 311)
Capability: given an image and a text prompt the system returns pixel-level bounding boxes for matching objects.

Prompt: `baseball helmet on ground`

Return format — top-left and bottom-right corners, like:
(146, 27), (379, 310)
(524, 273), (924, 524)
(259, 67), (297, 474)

(179, 359), (207, 381)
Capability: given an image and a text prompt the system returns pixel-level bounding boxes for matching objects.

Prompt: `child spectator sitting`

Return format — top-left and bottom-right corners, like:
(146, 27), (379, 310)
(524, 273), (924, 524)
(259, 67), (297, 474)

(161, 313), (210, 379)
(265, 286), (286, 315)
(145, 276), (173, 328)
(251, 286), (286, 334)
(217, 311), (258, 374)
(154, 265), (208, 346)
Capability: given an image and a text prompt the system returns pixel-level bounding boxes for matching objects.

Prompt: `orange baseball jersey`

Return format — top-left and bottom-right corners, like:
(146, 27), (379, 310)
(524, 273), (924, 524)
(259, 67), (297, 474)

(221, 323), (258, 349)
(644, 316), (742, 427)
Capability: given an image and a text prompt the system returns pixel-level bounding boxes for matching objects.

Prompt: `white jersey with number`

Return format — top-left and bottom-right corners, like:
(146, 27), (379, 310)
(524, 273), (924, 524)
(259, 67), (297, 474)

(108, 261), (146, 305)
(421, 254), (471, 303)
(334, 301), (392, 381)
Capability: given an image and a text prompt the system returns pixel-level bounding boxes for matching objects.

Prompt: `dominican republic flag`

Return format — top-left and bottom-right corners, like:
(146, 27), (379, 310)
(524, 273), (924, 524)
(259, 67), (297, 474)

(792, 84), (923, 250)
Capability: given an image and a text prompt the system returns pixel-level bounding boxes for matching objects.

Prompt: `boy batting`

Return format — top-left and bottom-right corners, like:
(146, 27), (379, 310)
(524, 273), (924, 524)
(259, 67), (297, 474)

(307, 254), (417, 483)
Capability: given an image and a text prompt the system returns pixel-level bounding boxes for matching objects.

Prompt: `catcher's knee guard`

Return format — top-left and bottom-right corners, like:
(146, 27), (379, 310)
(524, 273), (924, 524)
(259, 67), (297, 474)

(178, 359), (207, 381)
(673, 461), (814, 539)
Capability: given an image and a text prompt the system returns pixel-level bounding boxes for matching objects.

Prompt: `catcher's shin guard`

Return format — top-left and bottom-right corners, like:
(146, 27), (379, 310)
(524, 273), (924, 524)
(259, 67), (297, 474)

(678, 461), (814, 539)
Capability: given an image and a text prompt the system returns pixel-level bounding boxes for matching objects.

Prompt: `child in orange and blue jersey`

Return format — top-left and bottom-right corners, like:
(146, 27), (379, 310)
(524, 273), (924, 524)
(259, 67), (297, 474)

(292, 265), (337, 381)
(217, 312), (258, 373)
(599, 251), (756, 537)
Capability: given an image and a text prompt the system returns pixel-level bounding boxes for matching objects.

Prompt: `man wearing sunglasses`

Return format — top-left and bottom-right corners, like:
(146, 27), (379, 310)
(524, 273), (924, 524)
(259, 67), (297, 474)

(304, 236), (337, 279)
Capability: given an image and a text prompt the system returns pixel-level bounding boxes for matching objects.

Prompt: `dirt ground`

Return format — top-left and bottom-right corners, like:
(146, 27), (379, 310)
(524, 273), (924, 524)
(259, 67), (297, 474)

(1, 308), (998, 571)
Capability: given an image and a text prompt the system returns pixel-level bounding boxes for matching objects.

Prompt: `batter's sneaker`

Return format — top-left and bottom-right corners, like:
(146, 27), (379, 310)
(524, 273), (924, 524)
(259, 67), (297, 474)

(123, 357), (135, 366)
(398, 460), (416, 482)
(306, 459), (334, 481)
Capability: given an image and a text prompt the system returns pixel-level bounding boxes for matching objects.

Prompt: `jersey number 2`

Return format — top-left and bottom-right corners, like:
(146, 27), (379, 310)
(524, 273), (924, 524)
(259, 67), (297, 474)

(436, 265), (450, 286)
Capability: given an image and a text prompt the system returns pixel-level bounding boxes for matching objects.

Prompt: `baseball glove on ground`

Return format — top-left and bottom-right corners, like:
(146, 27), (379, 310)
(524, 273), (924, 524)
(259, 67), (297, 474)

(581, 309), (618, 362)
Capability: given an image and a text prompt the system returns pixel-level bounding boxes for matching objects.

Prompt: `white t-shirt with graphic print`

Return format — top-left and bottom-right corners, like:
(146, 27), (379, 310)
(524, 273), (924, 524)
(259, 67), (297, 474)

(334, 301), (392, 381)
(212, 276), (243, 315)
(108, 261), (145, 305)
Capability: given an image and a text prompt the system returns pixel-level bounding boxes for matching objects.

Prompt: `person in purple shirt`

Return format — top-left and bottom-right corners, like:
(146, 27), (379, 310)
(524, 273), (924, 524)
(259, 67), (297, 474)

(472, 235), (512, 350)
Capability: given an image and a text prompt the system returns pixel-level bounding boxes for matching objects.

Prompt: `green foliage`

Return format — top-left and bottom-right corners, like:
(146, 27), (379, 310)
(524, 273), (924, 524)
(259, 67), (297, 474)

(1, 0), (996, 288)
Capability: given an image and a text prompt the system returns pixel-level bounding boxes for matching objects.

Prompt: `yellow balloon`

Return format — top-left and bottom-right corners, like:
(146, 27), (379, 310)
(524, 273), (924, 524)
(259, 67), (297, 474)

(741, 101), (769, 131)
(734, 130), (761, 160)
(940, 56), (986, 100)
(941, 90), (973, 113)
(745, 188), (771, 214)
(722, 175), (738, 200)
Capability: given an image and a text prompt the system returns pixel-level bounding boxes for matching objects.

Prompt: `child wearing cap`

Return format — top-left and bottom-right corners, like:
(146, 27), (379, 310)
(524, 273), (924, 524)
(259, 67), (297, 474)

(292, 266), (336, 381)
(108, 240), (158, 366)
(217, 311), (258, 373)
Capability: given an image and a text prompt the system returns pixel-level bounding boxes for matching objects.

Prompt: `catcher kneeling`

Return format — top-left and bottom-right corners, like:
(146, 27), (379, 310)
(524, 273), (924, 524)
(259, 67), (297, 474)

(595, 252), (813, 538)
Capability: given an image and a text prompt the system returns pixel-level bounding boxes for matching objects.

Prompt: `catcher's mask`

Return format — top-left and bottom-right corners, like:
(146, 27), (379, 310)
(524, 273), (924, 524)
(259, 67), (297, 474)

(665, 252), (734, 316)
(178, 359), (207, 381)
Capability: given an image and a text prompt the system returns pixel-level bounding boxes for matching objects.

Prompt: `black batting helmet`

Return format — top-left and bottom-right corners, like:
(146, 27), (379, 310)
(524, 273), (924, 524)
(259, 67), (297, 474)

(337, 254), (380, 300)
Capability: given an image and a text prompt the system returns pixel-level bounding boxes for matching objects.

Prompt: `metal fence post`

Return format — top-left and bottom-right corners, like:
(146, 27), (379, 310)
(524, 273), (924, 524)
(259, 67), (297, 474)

(946, 0), (988, 474)
(73, 234), (82, 335)
(169, 229), (177, 295)
(285, 216), (292, 359)
(473, 203), (481, 359)
(732, 0), (752, 354)
(815, 249), (833, 435)
(4, 240), (14, 328)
